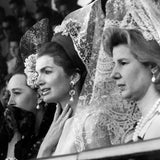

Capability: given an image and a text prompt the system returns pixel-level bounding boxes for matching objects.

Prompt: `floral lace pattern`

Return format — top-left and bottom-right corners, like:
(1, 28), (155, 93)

(20, 18), (52, 88)
(24, 54), (38, 88)
(64, 0), (140, 152)
(104, 0), (160, 45)
(20, 18), (52, 62)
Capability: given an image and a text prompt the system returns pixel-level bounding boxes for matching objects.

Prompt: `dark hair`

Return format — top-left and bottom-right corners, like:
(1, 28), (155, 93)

(0, 54), (8, 91)
(38, 41), (87, 92)
(35, 7), (63, 26)
(103, 27), (160, 92)
(7, 63), (36, 90)
(2, 15), (19, 31)
(9, 0), (25, 7)
(8, 30), (22, 43)
(8, 63), (25, 81)
(0, 6), (5, 19)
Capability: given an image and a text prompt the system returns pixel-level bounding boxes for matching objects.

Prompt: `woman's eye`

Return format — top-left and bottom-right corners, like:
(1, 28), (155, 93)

(120, 61), (128, 65)
(13, 92), (21, 95)
(45, 70), (52, 74)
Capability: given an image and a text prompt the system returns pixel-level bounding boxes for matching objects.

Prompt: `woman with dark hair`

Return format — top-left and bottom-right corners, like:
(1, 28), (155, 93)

(3, 64), (55, 160)
(36, 25), (113, 156)
(36, 32), (87, 157)
(3, 19), (56, 160)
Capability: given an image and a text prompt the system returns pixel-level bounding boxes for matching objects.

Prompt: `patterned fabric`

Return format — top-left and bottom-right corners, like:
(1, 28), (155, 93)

(20, 18), (52, 62)
(4, 106), (35, 141)
(104, 0), (160, 45)
(62, 0), (141, 152)
(0, 104), (55, 160)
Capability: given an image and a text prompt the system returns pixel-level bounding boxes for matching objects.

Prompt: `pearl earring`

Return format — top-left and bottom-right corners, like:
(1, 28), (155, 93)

(152, 75), (156, 83)
(69, 81), (75, 102)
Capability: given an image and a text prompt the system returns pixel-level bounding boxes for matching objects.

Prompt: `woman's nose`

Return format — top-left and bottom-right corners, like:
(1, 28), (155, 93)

(8, 95), (16, 106)
(36, 75), (45, 86)
(110, 68), (121, 80)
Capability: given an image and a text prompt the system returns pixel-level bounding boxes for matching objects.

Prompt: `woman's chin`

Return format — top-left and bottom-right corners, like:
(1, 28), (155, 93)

(43, 96), (54, 103)
(121, 91), (131, 100)
(121, 93), (136, 101)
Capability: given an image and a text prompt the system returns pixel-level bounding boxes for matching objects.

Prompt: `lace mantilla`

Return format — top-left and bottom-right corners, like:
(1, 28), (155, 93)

(62, 0), (140, 151)
(104, 0), (160, 45)
(20, 18), (52, 88)
(54, 18), (94, 70)
(54, 18), (81, 38)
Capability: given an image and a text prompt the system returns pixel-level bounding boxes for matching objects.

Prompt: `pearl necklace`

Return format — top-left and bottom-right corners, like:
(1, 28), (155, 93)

(132, 98), (160, 142)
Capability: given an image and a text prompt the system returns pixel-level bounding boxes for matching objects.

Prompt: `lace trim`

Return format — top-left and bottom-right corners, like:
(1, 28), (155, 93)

(62, 0), (140, 152)
(104, 0), (160, 45)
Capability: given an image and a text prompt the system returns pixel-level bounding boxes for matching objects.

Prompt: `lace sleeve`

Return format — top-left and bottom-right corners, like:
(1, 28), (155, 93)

(82, 111), (111, 150)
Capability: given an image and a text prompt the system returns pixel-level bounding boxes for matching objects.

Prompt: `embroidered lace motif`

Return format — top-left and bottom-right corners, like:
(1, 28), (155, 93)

(104, 0), (160, 45)
(20, 18), (52, 62)
(63, 0), (140, 151)
(20, 18), (52, 88)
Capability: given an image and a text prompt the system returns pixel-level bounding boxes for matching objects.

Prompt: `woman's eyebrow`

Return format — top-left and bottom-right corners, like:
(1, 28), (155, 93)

(39, 66), (53, 72)
(11, 88), (22, 92)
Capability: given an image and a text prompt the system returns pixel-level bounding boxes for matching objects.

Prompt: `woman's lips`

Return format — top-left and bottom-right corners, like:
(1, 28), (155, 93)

(41, 88), (50, 96)
(117, 84), (126, 91)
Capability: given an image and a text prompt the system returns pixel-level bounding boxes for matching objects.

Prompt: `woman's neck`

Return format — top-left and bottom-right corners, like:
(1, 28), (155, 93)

(137, 85), (160, 117)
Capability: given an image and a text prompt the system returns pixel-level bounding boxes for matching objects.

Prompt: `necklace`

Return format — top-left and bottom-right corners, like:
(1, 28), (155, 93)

(132, 98), (160, 142)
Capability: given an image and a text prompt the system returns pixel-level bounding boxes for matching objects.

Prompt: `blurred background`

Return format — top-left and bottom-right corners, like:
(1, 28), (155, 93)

(0, 0), (93, 15)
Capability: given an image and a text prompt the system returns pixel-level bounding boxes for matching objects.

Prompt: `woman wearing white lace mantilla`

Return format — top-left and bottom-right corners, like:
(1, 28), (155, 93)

(103, 0), (160, 142)
(64, 0), (140, 146)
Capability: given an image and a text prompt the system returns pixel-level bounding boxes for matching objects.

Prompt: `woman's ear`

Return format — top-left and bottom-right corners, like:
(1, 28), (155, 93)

(70, 72), (80, 85)
(150, 64), (159, 74)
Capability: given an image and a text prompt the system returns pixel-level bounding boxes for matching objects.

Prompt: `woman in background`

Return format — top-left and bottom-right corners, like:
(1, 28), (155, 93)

(3, 65), (55, 160)
(3, 18), (55, 160)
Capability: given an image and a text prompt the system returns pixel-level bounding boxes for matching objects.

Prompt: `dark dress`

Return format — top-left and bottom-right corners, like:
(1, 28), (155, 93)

(0, 103), (56, 160)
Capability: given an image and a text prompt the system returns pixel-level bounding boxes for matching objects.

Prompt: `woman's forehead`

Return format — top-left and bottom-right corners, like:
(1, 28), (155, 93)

(8, 74), (27, 90)
(36, 55), (55, 71)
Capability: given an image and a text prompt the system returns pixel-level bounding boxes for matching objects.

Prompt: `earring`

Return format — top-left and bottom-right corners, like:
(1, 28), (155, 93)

(69, 81), (76, 102)
(36, 104), (40, 110)
(151, 67), (158, 83)
(36, 92), (43, 110)
(152, 75), (156, 83)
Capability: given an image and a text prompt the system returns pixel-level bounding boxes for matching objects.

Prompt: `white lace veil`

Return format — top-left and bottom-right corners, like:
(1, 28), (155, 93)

(103, 0), (160, 45)
(53, 0), (160, 151)
(102, 0), (160, 143)
(53, 0), (141, 151)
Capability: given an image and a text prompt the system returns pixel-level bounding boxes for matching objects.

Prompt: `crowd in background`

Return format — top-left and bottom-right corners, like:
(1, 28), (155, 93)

(0, 0), (95, 108)
(1, 0), (160, 160)
(0, 0), (94, 159)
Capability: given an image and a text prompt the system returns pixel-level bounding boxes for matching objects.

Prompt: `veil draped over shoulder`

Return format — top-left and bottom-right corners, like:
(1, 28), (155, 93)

(56, 0), (141, 151)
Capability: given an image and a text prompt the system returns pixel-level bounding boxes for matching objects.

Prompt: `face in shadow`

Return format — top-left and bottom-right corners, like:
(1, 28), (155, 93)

(7, 74), (37, 113)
